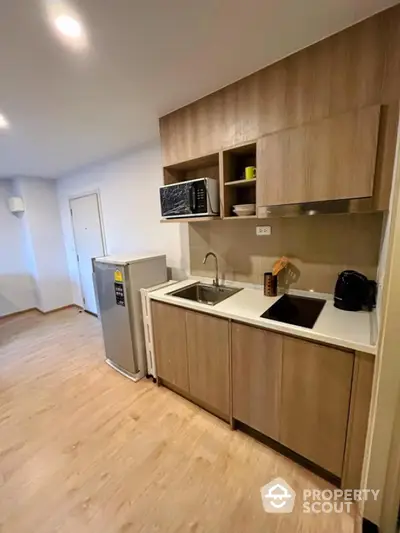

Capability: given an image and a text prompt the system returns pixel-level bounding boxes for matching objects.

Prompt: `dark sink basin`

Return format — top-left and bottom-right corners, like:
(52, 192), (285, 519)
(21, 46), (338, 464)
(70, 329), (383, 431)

(168, 283), (242, 306)
(261, 294), (326, 329)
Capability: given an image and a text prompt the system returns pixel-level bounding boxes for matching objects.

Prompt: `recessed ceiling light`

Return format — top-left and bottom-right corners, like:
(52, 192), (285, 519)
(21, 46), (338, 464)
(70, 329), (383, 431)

(54, 14), (82, 39)
(0, 114), (10, 129)
(44, 1), (88, 50)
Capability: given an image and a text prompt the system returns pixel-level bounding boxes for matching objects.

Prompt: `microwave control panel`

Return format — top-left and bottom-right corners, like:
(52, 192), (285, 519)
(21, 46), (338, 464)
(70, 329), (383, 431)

(195, 184), (207, 212)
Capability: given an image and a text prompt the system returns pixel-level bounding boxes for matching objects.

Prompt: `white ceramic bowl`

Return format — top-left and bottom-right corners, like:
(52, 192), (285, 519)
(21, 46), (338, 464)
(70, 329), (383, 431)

(233, 203), (256, 216)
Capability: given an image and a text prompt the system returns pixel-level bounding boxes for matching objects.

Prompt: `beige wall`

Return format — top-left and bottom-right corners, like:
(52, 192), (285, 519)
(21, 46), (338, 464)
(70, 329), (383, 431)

(189, 213), (383, 293)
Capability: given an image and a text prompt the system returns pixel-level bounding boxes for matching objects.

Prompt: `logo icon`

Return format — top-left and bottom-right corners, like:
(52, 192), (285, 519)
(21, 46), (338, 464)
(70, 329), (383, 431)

(260, 478), (296, 513)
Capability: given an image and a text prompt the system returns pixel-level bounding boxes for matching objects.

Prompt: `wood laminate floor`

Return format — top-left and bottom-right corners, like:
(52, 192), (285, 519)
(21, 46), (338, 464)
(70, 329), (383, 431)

(0, 309), (359, 533)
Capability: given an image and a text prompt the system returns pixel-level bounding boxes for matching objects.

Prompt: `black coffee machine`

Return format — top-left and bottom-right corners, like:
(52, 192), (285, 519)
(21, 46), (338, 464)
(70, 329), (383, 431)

(334, 270), (377, 312)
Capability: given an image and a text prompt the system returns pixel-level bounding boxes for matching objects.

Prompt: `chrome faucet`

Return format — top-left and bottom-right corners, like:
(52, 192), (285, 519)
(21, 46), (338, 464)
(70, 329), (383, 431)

(203, 252), (219, 287)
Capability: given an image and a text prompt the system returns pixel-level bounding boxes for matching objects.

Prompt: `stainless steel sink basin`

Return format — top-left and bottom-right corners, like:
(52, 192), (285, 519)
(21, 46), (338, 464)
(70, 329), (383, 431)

(168, 283), (242, 306)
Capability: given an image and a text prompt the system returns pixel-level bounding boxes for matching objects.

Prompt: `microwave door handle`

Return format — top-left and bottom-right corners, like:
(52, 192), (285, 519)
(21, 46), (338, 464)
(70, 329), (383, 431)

(190, 187), (197, 214)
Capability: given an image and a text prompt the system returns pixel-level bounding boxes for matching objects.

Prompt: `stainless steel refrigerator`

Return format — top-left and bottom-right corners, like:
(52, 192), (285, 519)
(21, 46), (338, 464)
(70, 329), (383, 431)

(93, 253), (167, 381)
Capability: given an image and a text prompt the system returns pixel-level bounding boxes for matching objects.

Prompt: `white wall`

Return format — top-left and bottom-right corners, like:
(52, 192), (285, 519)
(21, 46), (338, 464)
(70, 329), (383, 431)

(57, 141), (188, 306)
(13, 177), (73, 313)
(0, 180), (37, 316)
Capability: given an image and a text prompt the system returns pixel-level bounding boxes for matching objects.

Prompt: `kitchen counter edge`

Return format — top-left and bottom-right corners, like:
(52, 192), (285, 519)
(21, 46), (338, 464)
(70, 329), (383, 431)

(148, 279), (377, 355)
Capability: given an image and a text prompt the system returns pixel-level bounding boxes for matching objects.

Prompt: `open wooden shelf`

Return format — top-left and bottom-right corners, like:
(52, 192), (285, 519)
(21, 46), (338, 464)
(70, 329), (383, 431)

(160, 216), (219, 224)
(223, 215), (257, 220)
(222, 142), (257, 217)
(164, 152), (219, 172)
(163, 152), (220, 185)
(161, 143), (258, 221)
(225, 178), (257, 187)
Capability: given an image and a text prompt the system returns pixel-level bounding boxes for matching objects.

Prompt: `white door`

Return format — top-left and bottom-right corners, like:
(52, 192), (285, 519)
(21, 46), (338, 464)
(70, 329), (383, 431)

(70, 193), (105, 314)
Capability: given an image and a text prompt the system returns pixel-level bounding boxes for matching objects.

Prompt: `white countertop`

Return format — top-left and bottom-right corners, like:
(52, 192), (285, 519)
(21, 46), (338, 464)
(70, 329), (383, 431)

(149, 278), (377, 355)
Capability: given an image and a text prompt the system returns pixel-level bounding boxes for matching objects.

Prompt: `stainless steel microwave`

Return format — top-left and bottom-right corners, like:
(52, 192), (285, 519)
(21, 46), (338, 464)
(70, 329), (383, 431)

(159, 177), (220, 219)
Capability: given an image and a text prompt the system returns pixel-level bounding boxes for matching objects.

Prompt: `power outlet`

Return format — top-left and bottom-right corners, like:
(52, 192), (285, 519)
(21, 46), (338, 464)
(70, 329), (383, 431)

(256, 226), (271, 236)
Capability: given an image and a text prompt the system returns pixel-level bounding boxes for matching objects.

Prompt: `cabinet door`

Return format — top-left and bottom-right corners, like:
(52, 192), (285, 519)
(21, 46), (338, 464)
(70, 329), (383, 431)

(307, 106), (380, 203)
(280, 337), (354, 477)
(257, 125), (308, 208)
(232, 323), (282, 441)
(186, 311), (230, 417)
(151, 302), (189, 392)
(257, 105), (380, 207)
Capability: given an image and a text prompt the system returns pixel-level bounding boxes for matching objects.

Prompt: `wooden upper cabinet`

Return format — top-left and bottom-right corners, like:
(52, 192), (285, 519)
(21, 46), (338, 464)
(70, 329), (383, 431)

(257, 105), (381, 206)
(257, 124), (308, 207)
(328, 15), (386, 115)
(307, 106), (380, 202)
(159, 8), (396, 167)
(186, 311), (230, 417)
(231, 323), (282, 441)
(382, 6), (400, 103)
(151, 302), (189, 392)
(280, 337), (354, 477)
(373, 103), (400, 211)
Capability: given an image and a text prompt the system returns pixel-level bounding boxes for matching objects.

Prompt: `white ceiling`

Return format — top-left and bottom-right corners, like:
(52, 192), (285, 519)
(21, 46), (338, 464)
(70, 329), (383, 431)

(0, 0), (398, 179)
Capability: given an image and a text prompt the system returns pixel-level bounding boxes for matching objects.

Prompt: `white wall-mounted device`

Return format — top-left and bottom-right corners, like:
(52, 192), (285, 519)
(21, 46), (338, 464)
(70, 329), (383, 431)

(8, 196), (25, 214)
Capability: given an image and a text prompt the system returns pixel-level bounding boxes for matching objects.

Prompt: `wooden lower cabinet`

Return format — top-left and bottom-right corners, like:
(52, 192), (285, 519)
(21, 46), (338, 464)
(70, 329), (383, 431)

(152, 302), (371, 484)
(342, 352), (375, 489)
(280, 337), (354, 477)
(232, 322), (282, 441)
(186, 311), (230, 417)
(151, 302), (189, 392)
(152, 302), (230, 418)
